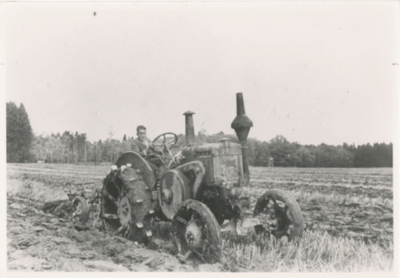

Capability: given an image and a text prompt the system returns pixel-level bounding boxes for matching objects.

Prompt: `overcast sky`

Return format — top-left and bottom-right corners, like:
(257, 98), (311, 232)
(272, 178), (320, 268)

(3, 2), (399, 146)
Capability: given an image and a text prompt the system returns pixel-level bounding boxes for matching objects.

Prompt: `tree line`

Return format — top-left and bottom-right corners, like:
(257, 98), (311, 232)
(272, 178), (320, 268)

(7, 102), (393, 167)
(195, 131), (392, 168)
(31, 132), (135, 164)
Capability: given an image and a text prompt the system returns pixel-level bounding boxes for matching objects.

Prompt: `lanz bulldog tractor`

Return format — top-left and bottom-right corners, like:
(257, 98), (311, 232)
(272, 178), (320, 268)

(100, 93), (303, 263)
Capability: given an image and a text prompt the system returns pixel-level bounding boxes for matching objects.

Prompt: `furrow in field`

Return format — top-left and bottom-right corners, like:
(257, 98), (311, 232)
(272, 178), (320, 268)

(7, 169), (105, 179)
(250, 178), (392, 190)
(250, 169), (393, 182)
(251, 174), (392, 187)
(245, 185), (392, 243)
(252, 173), (393, 180)
(250, 181), (393, 202)
(7, 165), (110, 175)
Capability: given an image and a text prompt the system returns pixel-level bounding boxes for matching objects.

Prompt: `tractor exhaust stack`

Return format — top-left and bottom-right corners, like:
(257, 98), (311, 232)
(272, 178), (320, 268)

(183, 111), (196, 146)
(231, 93), (253, 186)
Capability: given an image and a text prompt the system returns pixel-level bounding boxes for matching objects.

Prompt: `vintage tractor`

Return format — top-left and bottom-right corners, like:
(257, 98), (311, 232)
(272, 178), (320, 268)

(100, 93), (303, 263)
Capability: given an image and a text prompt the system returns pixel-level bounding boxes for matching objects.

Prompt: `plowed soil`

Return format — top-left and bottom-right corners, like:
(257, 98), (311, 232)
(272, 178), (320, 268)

(6, 164), (393, 271)
(249, 167), (393, 242)
(6, 167), (223, 272)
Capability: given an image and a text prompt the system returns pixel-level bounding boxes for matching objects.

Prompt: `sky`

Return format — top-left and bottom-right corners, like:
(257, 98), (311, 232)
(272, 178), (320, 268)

(2, 2), (399, 146)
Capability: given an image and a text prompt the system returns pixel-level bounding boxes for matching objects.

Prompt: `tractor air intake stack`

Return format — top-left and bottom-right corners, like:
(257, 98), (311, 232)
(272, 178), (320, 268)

(231, 93), (253, 186)
(183, 111), (196, 146)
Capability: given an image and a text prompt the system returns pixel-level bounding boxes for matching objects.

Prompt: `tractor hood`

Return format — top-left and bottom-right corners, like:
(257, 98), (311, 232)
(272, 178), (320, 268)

(181, 139), (242, 159)
(180, 139), (244, 187)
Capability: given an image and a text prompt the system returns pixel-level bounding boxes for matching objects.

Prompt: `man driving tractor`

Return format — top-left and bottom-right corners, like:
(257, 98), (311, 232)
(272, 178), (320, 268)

(131, 125), (152, 158)
(131, 125), (168, 180)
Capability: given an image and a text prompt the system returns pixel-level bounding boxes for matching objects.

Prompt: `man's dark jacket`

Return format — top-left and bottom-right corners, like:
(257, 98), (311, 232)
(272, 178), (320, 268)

(131, 138), (151, 157)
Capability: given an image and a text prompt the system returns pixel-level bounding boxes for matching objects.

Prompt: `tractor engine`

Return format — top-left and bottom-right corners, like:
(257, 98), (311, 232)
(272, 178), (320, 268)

(175, 93), (253, 224)
(179, 139), (246, 224)
(181, 140), (244, 188)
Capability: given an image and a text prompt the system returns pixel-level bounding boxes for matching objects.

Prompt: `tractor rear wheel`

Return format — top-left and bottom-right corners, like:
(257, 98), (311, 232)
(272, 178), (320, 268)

(172, 200), (222, 264)
(253, 189), (303, 240)
(101, 170), (121, 233)
(101, 165), (154, 243)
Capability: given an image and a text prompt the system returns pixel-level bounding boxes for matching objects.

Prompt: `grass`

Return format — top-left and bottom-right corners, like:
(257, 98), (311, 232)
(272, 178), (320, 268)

(220, 230), (393, 271)
(151, 221), (393, 271)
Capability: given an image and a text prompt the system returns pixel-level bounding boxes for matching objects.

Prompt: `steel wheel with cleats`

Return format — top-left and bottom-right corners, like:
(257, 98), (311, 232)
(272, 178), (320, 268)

(100, 162), (154, 243)
(100, 169), (122, 233)
(253, 189), (303, 240)
(172, 199), (221, 264)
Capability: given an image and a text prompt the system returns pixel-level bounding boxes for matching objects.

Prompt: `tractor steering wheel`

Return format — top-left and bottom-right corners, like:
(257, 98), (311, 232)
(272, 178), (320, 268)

(149, 133), (179, 166)
(152, 132), (178, 152)
(151, 132), (178, 159)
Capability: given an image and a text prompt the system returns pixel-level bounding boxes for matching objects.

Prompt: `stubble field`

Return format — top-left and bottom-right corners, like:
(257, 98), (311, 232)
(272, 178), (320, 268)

(6, 164), (394, 272)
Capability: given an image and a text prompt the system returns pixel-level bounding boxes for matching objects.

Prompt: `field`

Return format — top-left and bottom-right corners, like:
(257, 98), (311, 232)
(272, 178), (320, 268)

(6, 163), (394, 272)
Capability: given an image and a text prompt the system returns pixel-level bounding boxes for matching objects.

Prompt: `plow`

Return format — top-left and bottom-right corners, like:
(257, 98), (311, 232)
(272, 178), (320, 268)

(91, 93), (303, 263)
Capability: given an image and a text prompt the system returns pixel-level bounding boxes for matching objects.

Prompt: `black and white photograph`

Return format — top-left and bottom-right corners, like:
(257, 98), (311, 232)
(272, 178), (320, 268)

(1, 1), (398, 274)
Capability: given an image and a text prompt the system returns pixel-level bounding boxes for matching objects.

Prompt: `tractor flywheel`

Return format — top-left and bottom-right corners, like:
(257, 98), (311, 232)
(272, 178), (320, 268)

(159, 170), (192, 220)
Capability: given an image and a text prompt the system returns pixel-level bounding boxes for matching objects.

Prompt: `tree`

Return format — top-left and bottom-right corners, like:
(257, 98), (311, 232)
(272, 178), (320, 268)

(7, 102), (34, 162)
(45, 136), (64, 163)
(354, 142), (392, 167)
(31, 135), (46, 162)
(253, 141), (270, 166)
(292, 146), (315, 167)
(269, 135), (295, 166)
(31, 134), (64, 163)
(60, 131), (73, 163)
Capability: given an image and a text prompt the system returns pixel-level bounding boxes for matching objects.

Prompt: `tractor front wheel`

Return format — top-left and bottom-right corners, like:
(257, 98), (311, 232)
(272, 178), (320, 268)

(172, 200), (222, 264)
(253, 189), (303, 240)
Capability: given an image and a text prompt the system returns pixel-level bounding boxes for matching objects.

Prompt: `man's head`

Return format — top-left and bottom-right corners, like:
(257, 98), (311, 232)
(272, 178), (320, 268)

(136, 125), (147, 141)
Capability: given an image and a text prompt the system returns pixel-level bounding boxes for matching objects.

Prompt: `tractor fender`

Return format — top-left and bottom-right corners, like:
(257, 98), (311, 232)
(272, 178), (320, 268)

(115, 152), (156, 190)
(176, 161), (205, 198)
